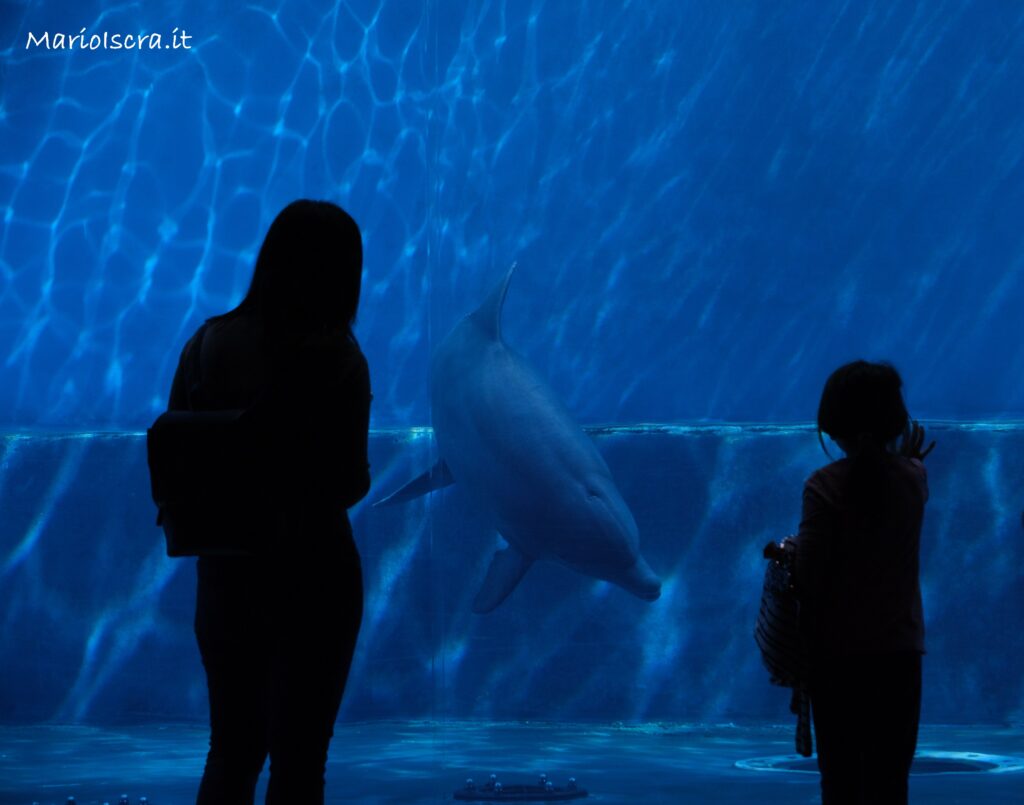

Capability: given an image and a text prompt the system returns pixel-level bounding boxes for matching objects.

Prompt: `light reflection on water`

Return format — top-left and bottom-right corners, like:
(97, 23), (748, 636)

(3, 2), (1024, 431)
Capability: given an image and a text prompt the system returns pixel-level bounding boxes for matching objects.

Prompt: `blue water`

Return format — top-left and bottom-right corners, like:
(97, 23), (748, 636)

(2, 424), (1022, 728)
(3, 1), (1024, 428)
(2, 0), (1024, 802)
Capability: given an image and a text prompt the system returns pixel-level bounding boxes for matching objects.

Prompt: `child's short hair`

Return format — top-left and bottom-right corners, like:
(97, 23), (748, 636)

(817, 361), (909, 455)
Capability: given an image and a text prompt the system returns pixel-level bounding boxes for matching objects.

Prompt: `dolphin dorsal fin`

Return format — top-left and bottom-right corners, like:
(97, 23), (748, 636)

(469, 262), (517, 342)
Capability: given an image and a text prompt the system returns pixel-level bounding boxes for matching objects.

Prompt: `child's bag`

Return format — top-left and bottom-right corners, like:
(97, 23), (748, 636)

(755, 538), (812, 756)
(755, 539), (805, 686)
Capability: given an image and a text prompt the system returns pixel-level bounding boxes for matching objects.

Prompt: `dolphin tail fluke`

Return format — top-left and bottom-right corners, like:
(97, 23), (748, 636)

(469, 262), (517, 341)
(372, 460), (454, 507)
(472, 542), (533, 614)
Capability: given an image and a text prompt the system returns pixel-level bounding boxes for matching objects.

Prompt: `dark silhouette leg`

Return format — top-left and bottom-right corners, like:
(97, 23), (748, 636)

(811, 661), (863, 805)
(811, 652), (922, 805)
(264, 553), (363, 805)
(862, 653), (921, 804)
(194, 544), (363, 805)
(195, 557), (272, 805)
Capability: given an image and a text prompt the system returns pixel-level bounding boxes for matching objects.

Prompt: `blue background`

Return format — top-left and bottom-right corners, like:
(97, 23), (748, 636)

(3, 0), (1024, 429)
(2, 425), (1022, 725)
(1, 0), (1023, 730)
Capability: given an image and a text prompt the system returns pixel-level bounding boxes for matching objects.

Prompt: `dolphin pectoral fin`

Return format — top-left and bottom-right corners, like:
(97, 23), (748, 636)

(372, 460), (455, 507)
(472, 544), (533, 614)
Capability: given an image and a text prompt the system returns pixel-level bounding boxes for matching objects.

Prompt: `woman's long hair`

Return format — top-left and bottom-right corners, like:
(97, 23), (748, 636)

(816, 360), (910, 516)
(215, 200), (362, 344)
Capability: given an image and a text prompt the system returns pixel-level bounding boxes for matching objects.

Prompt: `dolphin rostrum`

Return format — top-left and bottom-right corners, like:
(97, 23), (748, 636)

(376, 265), (661, 613)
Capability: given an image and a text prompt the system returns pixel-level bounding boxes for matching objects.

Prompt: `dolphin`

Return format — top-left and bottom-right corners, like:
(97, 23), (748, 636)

(376, 265), (661, 613)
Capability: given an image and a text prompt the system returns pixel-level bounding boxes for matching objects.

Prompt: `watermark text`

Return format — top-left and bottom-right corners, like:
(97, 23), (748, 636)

(26, 27), (192, 51)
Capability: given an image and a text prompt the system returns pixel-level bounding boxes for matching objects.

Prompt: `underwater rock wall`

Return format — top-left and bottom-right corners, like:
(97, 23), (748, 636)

(0, 424), (1021, 725)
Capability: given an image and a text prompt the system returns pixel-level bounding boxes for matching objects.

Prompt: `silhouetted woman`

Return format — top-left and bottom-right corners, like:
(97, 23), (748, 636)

(168, 200), (371, 804)
(786, 361), (933, 804)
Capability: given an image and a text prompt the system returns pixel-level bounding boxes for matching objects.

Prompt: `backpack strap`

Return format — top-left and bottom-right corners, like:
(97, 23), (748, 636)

(185, 320), (275, 414)
(186, 322), (210, 411)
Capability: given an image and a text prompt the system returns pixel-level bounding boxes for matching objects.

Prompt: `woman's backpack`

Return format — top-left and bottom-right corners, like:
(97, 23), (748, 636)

(147, 325), (276, 557)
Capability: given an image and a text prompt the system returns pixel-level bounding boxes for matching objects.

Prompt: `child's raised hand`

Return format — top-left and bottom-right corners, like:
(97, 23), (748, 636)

(763, 538), (796, 561)
(899, 420), (935, 461)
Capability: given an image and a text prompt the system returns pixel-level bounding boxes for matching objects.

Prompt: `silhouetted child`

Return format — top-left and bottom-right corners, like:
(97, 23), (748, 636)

(768, 360), (934, 805)
(168, 200), (371, 805)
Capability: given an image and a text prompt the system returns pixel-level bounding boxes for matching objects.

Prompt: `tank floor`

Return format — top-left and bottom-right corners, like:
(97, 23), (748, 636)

(0, 722), (1021, 804)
